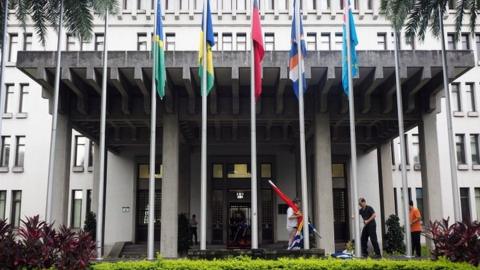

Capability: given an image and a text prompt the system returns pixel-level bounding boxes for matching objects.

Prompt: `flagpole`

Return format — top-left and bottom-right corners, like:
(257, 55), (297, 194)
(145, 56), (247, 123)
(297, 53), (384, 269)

(344, 0), (361, 258)
(393, 30), (412, 258)
(200, 0), (208, 251)
(250, 0), (258, 250)
(96, 8), (109, 260)
(45, 0), (64, 223)
(147, 0), (158, 260)
(438, 8), (461, 222)
(0, 0), (9, 137)
(295, 0), (309, 250)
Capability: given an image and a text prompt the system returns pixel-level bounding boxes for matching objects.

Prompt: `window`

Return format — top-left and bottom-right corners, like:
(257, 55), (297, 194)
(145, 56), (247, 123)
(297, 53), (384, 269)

(4, 84), (14, 114)
(11, 191), (21, 228)
(94, 33), (104, 51)
(319, 33), (331, 51)
(451, 83), (462, 112)
(222, 33), (233, 51)
(471, 134), (480, 165)
(448, 0), (455, 9)
(8, 33), (18, 62)
(393, 188), (398, 215)
(306, 33), (317, 51)
(261, 163), (272, 178)
(23, 33), (32, 51)
(227, 163), (251, 178)
(465, 83), (476, 112)
(213, 164), (223, 178)
(415, 188), (424, 221)
(460, 188), (471, 222)
(0, 191), (6, 220)
(267, 0), (274, 10)
(0, 136), (10, 167)
(74, 136), (86, 167)
(456, 134), (466, 165)
(80, 38), (90, 51)
(237, 0), (247, 10)
(264, 33), (275, 51)
(377, 33), (387, 50)
(180, 0), (189, 10)
(406, 36), (416, 50)
(391, 140), (395, 165)
(18, 84), (29, 114)
(475, 188), (480, 221)
(14, 136), (25, 167)
(412, 134), (420, 164)
(165, 33), (175, 51)
(137, 0), (144, 10)
(86, 189), (92, 214)
(461, 33), (470, 50)
(447, 33), (456, 50)
(122, 0), (128, 9)
(310, 0), (317, 10)
(137, 33), (147, 51)
(334, 32), (342, 50)
(71, 190), (83, 228)
(88, 141), (94, 168)
(236, 33), (246, 51)
(476, 34), (480, 59)
(367, 0), (373, 10)
(66, 33), (76, 51)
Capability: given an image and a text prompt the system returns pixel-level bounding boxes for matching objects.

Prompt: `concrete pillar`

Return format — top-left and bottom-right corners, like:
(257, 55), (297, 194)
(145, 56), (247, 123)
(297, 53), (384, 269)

(50, 114), (72, 226)
(313, 113), (335, 254)
(419, 110), (444, 222)
(378, 143), (396, 231)
(161, 114), (179, 258)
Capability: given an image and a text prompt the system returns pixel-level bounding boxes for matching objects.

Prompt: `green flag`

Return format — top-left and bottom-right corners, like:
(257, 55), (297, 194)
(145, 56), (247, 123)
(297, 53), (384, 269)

(154, 0), (165, 98)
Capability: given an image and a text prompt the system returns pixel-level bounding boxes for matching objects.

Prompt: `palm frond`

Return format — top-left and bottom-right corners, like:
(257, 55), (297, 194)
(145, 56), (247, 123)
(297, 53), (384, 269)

(454, 0), (468, 41)
(93, 0), (119, 18)
(0, 0), (6, 49)
(406, 0), (450, 41)
(30, 0), (49, 46)
(63, 0), (94, 41)
(380, 0), (414, 32)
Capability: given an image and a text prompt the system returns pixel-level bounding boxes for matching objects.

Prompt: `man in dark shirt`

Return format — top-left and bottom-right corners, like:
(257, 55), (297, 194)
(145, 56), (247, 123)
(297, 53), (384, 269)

(358, 198), (381, 258)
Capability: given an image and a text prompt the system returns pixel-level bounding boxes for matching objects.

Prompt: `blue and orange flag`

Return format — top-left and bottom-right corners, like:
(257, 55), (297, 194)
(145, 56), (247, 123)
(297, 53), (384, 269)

(289, 0), (307, 98)
(251, 0), (264, 100)
(342, 0), (359, 95)
(198, 0), (215, 96)
(153, 0), (166, 99)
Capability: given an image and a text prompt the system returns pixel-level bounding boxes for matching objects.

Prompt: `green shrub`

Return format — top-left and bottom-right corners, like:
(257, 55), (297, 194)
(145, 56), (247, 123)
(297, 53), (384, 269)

(91, 257), (476, 270)
(383, 214), (405, 254)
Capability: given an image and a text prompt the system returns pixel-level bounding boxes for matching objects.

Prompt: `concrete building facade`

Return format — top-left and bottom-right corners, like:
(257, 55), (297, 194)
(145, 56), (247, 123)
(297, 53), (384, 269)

(1, 0), (480, 257)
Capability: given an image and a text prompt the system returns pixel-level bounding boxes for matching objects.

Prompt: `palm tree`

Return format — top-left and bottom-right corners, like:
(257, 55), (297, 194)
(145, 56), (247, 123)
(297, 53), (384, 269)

(404, 0), (463, 222)
(380, 0), (415, 258)
(454, 0), (479, 38)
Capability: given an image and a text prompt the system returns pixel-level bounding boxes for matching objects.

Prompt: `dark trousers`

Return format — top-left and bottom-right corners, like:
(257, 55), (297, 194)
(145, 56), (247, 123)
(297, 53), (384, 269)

(191, 227), (198, 245)
(411, 231), (421, 257)
(361, 224), (381, 257)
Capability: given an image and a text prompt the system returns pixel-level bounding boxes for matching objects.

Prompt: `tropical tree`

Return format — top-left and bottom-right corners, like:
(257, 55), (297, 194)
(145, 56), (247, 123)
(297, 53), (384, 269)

(454, 0), (478, 38)
(0, 0), (118, 47)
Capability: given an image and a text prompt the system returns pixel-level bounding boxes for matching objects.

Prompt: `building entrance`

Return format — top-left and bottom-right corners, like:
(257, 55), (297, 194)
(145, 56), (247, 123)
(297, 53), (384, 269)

(211, 160), (274, 247)
(135, 164), (162, 242)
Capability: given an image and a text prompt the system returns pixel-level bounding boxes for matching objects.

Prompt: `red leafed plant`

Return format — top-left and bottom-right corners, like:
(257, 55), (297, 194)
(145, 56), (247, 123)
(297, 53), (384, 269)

(0, 215), (96, 270)
(426, 218), (480, 266)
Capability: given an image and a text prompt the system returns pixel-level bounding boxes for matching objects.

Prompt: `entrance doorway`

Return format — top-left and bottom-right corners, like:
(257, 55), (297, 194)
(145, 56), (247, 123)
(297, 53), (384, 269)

(211, 160), (274, 247)
(135, 163), (162, 242)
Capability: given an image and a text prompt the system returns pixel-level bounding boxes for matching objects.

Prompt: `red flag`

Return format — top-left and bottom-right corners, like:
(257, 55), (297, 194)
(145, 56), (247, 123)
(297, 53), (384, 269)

(268, 180), (303, 226)
(251, 0), (264, 100)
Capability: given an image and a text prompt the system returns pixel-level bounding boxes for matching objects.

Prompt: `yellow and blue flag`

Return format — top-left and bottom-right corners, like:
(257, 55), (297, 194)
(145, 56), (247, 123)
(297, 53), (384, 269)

(289, 0), (307, 98)
(153, 0), (166, 98)
(198, 0), (215, 96)
(342, 0), (359, 95)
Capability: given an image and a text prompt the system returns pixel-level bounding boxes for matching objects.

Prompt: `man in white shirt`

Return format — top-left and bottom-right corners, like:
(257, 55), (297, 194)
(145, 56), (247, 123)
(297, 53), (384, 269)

(286, 198), (302, 247)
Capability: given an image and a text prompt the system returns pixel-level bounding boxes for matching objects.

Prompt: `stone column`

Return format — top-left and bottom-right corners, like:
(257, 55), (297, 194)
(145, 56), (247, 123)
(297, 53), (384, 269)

(50, 113), (72, 226)
(378, 143), (396, 228)
(313, 113), (335, 253)
(161, 114), (179, 258)
(419, 110), (444, 222)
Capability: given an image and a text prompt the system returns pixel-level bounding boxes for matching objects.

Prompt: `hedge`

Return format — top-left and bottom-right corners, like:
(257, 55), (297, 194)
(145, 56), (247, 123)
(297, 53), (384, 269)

(92, 257), (477, 270)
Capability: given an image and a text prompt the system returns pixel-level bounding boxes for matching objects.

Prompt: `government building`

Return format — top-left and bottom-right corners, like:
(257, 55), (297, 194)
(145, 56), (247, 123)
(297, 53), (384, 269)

(1, 0), (480, 258)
